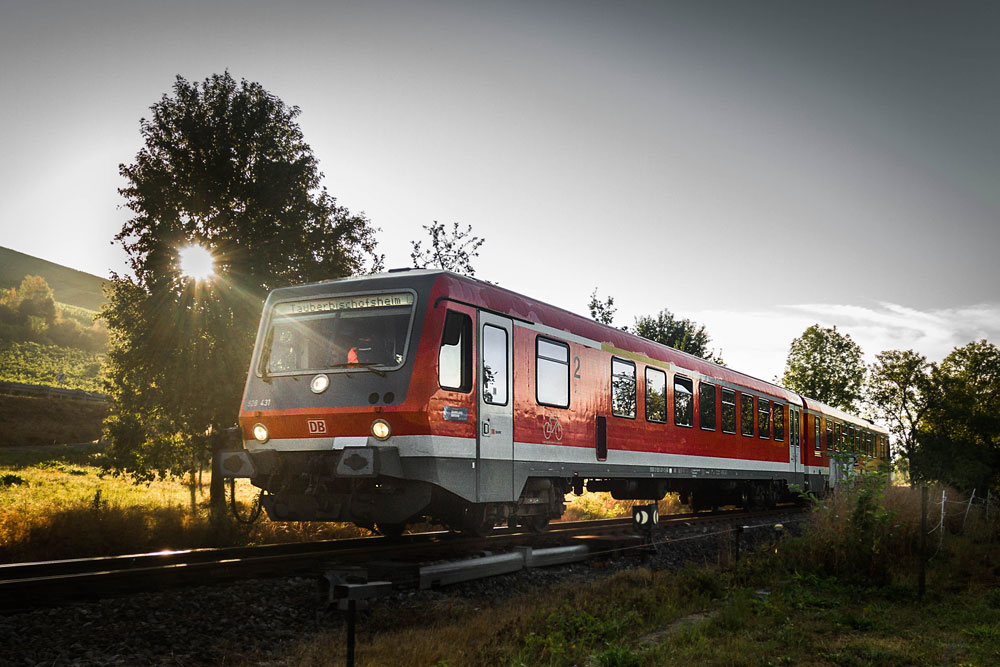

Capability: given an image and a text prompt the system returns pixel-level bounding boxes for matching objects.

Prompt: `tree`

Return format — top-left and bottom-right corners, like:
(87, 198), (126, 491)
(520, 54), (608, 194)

(781, 324), (864, 411)
(865, 349), (933, 474)
(634, 309), (722, 363)
(911, 340), (1000, 491)
(588, 289), (617, 326)
(410, 221), (484, 276)
(101, 72), (380, 509)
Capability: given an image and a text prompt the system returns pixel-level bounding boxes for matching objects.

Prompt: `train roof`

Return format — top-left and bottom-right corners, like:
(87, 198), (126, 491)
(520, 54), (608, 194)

(267, 268), (884, 431)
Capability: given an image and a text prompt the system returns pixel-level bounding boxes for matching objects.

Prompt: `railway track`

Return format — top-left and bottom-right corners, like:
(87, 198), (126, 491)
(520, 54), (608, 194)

(0, 507), (803, 613)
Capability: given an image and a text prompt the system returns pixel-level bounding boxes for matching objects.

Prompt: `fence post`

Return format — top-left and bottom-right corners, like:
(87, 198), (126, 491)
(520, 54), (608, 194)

(939, 489), (947, 551)
(962, 489), (976, 532)
(919, 485), (927, 599)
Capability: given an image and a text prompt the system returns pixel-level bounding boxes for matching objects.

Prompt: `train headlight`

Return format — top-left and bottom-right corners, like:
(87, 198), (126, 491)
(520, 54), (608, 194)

(371, 419), (391, 441)
(310, 374), (330, 394)
(252, 423), (269, 443)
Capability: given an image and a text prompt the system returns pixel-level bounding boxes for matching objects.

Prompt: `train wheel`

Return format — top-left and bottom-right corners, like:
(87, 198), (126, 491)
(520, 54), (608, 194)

(377, 522), (405, 538)
(461, 504), (494, 537)
(523, 513), (549, 533)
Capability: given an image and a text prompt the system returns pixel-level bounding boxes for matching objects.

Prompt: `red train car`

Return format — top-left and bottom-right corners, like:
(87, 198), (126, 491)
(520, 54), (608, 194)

(226, 269), (888, 535)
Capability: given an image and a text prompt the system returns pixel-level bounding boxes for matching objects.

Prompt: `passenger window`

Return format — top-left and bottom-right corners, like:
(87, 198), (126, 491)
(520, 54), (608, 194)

(611, 357), (636, 418)
(826, 421), (833, 452)
(773, 403), (784, 441)
(645, 367), (667, 423)
(674, 375), (693, 427)
(741, 394), (754, 436)
(438, 310), (472, 392)
(721, 388), (737, 434)
(536, 337), (570, 408)
(699, 382), (716, 431)
(482, 324), (508, 405)
(814, 417), (820, 451)
(758, 399), (771, 439)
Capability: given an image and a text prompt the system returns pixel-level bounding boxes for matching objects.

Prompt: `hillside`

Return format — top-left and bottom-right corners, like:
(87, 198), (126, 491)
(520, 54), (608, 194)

(0, 246), (107, 311)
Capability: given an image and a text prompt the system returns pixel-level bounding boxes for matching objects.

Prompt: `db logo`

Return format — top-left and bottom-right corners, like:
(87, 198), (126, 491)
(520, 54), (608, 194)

(307, 419), (327, 435)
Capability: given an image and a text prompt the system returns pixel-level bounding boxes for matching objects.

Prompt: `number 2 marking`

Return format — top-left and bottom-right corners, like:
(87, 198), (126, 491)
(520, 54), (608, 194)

(573, 356), (581, 379)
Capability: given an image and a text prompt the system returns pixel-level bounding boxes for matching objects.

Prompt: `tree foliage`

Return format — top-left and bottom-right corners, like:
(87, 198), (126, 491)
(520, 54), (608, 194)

(634, 309), (722, 363)
(781, 324), (864, 411)
(588, 289), (617, 326)
(101, 72), (380, 488)
(0, 275), (107, 352)
(911, 340), (1000, 492)
(865, 349), (932, 471)
(410, 221), (484, 276)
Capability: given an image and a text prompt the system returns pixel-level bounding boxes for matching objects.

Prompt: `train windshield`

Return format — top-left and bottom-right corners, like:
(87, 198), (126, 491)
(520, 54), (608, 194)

(259, 292), (415, 375)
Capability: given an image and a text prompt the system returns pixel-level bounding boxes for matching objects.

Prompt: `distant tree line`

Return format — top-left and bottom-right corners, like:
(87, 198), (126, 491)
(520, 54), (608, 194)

(0, 275), (108, 353)
(780, 323), (1000, 493)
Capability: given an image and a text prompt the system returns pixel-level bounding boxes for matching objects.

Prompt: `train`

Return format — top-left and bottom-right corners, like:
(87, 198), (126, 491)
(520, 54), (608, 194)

(220, 269), (888, 535)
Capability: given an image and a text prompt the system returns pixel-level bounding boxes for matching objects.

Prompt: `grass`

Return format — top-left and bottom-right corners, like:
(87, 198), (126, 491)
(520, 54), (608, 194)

(266, 481), (1000, 666)
(562, 490), (683, 522)
(0, 443), (367, 563)
(0, 339), (105, 392)
(0, 393), (107, 446)
(273, 559), (1000, 666)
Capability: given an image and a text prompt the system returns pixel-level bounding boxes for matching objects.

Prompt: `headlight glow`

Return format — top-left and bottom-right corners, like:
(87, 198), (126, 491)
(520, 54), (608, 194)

(252, 423), (269, 443)
(371, 419), (391, 440)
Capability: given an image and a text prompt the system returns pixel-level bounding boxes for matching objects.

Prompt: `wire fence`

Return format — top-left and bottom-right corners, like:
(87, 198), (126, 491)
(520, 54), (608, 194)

(926, 487), (995, 559)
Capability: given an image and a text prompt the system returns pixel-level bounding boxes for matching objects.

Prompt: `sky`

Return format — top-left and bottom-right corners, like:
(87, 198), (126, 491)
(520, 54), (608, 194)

(1, 0), (998, 382)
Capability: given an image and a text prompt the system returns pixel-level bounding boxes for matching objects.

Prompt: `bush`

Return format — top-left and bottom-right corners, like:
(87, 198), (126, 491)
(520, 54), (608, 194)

(784, 473), (921, 584)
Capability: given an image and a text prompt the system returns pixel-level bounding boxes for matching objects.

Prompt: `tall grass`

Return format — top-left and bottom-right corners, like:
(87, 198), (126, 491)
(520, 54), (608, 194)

(0, 444), (366, 563)
(562, 491), (683, 522)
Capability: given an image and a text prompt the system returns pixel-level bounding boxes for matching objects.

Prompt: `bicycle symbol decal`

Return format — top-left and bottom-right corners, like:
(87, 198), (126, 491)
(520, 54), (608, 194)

(542, 412), (563, 441)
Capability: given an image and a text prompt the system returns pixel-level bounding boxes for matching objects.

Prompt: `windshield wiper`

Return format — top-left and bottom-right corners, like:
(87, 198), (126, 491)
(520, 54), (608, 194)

(328, 362), (387, 377)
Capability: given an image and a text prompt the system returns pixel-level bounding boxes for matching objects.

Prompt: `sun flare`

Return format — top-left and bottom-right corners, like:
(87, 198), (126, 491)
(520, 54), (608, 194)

(178, 244), (215, 281)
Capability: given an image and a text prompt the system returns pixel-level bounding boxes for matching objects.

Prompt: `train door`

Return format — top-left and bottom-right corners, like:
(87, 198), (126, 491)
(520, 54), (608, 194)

(477, 311), (514, 502)
(789, 407), (801, 476)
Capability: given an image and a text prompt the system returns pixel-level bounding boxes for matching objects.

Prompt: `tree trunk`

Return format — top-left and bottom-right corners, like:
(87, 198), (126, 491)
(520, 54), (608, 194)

(189, 468), (198, 514)
(209, 431), (226, 514)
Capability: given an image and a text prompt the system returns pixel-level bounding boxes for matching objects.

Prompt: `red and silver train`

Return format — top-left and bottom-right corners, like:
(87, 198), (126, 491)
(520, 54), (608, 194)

(224, 269), (888, 535)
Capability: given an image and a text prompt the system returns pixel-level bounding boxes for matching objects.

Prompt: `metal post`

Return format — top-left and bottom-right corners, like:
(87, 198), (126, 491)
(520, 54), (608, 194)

(331, 581), (391, 667)
(919, 485), (927, 599)
(963, 489), (976, 532)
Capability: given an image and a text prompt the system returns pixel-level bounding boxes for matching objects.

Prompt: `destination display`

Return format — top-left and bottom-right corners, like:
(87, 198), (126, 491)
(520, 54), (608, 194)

(273, 293), (414, 316)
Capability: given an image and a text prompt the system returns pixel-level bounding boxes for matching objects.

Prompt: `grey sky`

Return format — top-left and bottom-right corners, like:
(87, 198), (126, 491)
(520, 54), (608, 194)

(1, 0), (998, 379)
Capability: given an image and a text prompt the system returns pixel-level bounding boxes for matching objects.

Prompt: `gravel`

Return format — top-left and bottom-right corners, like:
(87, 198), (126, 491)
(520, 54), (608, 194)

(0, 511), (804, 666)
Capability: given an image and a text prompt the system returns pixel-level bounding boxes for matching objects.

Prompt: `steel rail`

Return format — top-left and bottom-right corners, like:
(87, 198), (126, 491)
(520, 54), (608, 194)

(0, 507), (803, 613)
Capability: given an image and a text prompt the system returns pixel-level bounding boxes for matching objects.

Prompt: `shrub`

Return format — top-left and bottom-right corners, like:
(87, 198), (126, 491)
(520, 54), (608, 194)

(784, 473), (921, 584)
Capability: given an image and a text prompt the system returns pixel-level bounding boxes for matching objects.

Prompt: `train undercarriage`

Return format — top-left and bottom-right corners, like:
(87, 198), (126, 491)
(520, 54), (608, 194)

(232, 448), (803, 537)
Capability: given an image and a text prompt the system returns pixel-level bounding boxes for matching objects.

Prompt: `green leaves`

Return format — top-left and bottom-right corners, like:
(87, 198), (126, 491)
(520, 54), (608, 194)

(781, 324), (864, 411)
(102, 72), (382, 487)
(912, 340), (1000, 491)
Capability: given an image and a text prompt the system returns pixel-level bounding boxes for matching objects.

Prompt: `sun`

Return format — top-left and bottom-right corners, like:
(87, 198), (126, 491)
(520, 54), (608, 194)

(178, 244), (215, 281)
